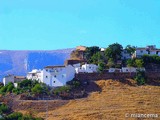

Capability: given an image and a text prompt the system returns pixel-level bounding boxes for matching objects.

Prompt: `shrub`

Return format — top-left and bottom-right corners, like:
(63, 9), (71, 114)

(0, 87), (7, 94)
(67, 80), (81, 88)
(6, 84), (14, 93)
(135, 70), (146, 85)
(72, 81), (81, 88)
(31, 84), (43, 95)
(21, 115), (43, 120)
(5, 112), (23, 120)
(0, 104), (10, 114)
(53, 86), (71, 95)
(18, 79), (32, 88)
(98, 61), (106, 72)
(12, 88), (20, 95)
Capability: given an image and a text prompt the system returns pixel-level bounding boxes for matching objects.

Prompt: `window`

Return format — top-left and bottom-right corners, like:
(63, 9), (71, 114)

(148, 51), (150, 54)
(156, 51), (159, 55)
(54, 75), (56, 78)
(46, 76), (48, 78)
(53, 81), (55, 83)
(46, 69), (48, 72)
(140, 50), (143, 53)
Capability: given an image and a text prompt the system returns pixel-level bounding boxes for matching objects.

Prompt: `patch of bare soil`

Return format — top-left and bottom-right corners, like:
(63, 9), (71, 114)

(36, 79), (160, 120)
(1, 79), (160, 120)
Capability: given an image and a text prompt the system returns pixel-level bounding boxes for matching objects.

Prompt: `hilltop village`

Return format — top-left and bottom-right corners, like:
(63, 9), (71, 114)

(2, 43), (160, 87)
(0, 43), (160, 120)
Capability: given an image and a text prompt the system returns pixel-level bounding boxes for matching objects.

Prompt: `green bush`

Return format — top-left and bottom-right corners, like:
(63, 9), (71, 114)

(0, 104), (10, 114)
(18, 79), (32, 88)
(67, 80), (81, 88)
(5, 112), (23, 120)
(0, 87), (7, 94)
(54, 86), (71, 95)
(31, 84), (43, 95)
(72, 81), (81, 88)
(135, 70), (146, 85)
(6, 84), (14, 93)
(98, 61), (106, 72)
(12, 88), (20, 95)
(21, 115), (43, 120)
(0, 103), (43, 120)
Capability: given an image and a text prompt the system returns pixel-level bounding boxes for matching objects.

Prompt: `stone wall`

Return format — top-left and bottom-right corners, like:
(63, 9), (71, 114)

(146, 72), (160, 79)
(75, 72), (136, 81)
(75, 72), (160, 81)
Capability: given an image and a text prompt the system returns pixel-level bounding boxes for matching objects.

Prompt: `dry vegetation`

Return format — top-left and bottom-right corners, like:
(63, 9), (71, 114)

(15, 79), (160, 120)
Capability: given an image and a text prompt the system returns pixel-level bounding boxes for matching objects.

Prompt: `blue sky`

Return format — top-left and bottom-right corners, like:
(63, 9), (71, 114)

(0, 0), (160, 50)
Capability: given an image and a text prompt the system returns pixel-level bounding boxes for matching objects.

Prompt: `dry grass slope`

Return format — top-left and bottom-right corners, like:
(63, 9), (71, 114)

(31, 79), (160, 120)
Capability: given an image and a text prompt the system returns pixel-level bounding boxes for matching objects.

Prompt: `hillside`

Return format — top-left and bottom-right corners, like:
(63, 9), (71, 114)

(9, 79), (159, 120)
(0, 49), (74, 81)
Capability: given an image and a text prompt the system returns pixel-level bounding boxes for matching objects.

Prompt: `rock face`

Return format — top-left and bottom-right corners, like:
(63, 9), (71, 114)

(0, 49), (74, 81)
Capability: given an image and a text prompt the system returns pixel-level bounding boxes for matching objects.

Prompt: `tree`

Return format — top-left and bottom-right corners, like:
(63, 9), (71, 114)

(84, 46), (100, 60)
(18, 79), (32, 88)
(135, 70), (146, 85)
(105, 43), (123, 62)
(0, 103), (9, 114)
(6, 83), (14, 93)
(142, 54), (160, 66)
(31, 84), (43, 95)
(107, 58), (115, 68)
(125, 45), (136, 55)
(127, 59), (135, 67)
(98, 61), (106, 72)
(89, 52), (104, 64)
(135, 59), (144, 68)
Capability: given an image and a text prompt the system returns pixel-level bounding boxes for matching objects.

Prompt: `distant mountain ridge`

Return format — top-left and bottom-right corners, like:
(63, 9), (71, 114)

(0, 48), (74, 81)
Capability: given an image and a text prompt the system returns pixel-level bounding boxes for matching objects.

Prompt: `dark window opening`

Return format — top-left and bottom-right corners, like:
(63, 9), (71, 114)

(156, 51), (159, 54)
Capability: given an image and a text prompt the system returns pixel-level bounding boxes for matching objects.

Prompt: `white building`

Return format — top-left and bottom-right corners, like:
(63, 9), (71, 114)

(3, 75), (26, 86)
(122, 67), (137, 73)
(3, 75), (14, 86)
(132, 45), (160, 58)
(27, 65), (75, 87)
(122, 67), (145, 73)
(27, 69), (42, 82)
(75, 63), (98, 73)
(108, 68), (122, 73)
(72, 63), (81, 68)
(108, 67), (145, 73)
(100, 48), (106, 52)
(121, 50), (131, 60)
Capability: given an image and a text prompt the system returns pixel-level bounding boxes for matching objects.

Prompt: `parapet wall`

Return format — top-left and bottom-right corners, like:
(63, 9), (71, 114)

(75, 72), (160, 81)
(75, 72), (136, 81)
(145, 72), (160, 79)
